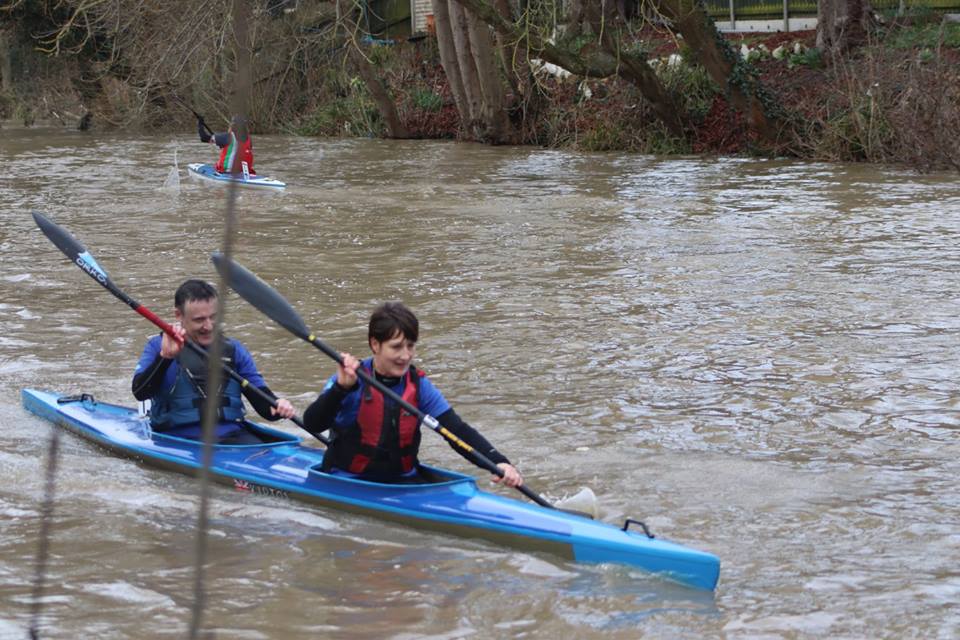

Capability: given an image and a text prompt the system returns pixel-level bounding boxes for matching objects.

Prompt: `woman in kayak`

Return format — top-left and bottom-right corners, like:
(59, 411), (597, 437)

(132, 279), (295, 443)
(303, 302), (524, 486)
(198, 114), (255, 175)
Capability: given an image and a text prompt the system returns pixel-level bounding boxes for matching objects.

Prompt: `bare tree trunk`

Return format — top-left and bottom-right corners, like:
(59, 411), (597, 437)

(657, 0), (786, 146)
(229, 0), (252, 126)
(465, 11), (512, 141)
(565, 0), (586, 39)
(337, 0), (408, 138)
(491, 0), (540, 135)
(451, 0), (690, 137)
(817, 0), (875, 59)
(0, 29), (11, 92)
(491, 0), (522, 97)
(432, 0), (469, 131)
(433, 0), (518, 142)
(448, 0), (483, 134)
(348, 47), (409, 138)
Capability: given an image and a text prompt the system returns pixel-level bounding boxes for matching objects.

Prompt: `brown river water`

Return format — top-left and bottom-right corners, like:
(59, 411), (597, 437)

(1, 128), (959, 638)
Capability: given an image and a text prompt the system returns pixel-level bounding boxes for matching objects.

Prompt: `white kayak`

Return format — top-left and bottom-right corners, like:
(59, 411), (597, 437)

(187, 163), (286, 189)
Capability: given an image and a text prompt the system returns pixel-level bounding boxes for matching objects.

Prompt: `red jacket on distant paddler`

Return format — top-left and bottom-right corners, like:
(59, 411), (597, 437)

(198, 114), (255, 175)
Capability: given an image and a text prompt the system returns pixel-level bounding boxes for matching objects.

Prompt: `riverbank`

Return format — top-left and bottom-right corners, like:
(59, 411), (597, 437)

(3, 14), (958, 170)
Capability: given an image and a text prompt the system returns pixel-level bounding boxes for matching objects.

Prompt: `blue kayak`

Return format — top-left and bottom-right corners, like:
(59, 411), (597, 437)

(187, 163), (286, 189)
(21, 389), (720, 590)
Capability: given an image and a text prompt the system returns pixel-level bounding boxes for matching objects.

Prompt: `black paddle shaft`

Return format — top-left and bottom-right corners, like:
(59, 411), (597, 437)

(310, 337), (554, 508)
(31, 212), (325, 444)
(173, 95), (215, 136)
(211, 253), (560, 511)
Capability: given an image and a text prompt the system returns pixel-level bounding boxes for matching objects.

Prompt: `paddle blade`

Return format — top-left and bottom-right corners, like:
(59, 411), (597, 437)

(32, 211), (110, 283)
(211, 253), (311, 340)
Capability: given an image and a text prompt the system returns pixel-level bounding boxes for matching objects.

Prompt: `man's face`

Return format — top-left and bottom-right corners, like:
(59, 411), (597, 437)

(174, 297), (218, 346)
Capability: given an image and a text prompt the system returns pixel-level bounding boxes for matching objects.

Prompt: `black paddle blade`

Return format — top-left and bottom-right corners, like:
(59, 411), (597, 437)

(33, 212), (111, 283)
(211, 253), (311, 340)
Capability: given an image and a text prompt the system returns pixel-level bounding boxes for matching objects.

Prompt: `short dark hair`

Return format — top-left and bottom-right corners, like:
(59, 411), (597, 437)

(230, 114), (249, 141)
(174, 279), (218, 311)
(368, 302), (418, 344)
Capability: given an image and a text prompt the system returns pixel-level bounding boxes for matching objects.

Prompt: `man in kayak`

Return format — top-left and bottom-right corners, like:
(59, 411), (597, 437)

(198, 114), (255, 175)
(132, 279), (295, 443)
(303, 302), (524, 486)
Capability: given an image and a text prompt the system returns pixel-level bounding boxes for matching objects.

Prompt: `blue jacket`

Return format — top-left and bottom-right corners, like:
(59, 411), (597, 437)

(134, 336), (265, 438)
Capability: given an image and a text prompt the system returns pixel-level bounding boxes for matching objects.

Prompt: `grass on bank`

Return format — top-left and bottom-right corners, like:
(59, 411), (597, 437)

(2, 12), (958, 170)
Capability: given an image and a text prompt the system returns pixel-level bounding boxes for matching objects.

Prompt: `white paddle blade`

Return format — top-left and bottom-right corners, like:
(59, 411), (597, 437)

(555, 487), (599, 520)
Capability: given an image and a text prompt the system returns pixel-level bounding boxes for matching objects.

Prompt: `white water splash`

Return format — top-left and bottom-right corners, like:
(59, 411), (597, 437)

(162, 145), (180, 193)
(555, 486), (599, 520)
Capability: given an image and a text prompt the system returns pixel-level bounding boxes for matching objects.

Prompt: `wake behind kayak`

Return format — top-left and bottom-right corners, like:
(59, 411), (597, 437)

(21, 388), (721, 590)
(187, 163), (286, 189)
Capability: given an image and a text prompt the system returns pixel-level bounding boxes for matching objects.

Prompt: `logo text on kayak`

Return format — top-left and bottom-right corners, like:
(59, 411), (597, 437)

(234, 478), (289, 500)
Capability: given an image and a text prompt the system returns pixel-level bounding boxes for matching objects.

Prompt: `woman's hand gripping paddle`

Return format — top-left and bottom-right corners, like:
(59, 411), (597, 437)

(211, 252), (596, 517)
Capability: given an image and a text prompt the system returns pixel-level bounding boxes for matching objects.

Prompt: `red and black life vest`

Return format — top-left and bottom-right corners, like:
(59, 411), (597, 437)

(325, 364), (424, 477)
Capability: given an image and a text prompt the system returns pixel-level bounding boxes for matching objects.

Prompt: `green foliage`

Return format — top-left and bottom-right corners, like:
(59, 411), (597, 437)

(577, 118), (690, 154)
(295, 103), (337, 136)
(876, 4), (937, 25)
(623, 39), (650, 59)
(577, 120), (624, 151)
(818, 94), (895, 161)
(656, 60), (720, 122)
(367, 44), (396, 67)
(295, 85), (382, 138)
(643, 126), (693, 155)
(887, 21), (960, 48)
(570, 33), (596, 55)
(788, 47), (823, 69)
(13, 101), (34, 126)
(411, 88), (443, 112)
(0, 91), (15, 119)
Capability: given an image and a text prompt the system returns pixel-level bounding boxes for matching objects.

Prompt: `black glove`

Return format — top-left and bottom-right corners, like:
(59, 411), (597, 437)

(198, 119), (211, 143)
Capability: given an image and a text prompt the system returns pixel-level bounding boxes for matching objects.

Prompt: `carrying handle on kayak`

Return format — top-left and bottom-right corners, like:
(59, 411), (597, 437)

(56, 393), (96, 405)
(31, 211), (328, 446)
(211, 253), (595, 518)
(622, 518), (655, 539)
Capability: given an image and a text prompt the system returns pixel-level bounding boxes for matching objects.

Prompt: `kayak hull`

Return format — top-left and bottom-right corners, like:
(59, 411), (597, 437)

(21, 389), (720, 590)
(187, 163), (286, 189)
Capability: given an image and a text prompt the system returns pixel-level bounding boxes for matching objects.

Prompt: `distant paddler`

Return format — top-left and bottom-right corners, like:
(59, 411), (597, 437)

(197, 113), (256, 177)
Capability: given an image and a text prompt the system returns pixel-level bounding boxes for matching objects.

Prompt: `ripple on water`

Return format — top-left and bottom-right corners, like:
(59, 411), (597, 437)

(4, 135), (960, 637)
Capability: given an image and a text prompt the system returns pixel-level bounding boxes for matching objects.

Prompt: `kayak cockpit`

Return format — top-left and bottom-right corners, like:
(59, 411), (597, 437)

(147, 424), (301, 447)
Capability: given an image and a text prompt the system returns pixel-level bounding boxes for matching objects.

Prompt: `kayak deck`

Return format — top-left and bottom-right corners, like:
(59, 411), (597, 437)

(187, 163), (286, 189)
(21, 388), (720, 590)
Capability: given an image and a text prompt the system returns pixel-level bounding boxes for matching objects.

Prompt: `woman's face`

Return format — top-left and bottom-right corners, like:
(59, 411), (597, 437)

(370, 331), (416, 378)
